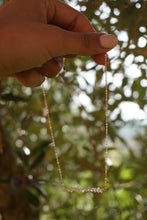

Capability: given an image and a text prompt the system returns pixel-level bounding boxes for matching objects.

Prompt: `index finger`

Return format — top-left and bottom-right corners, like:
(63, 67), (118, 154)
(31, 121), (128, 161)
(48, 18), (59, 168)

(47, 0), (95, 32)
(47, 0), (115, 64)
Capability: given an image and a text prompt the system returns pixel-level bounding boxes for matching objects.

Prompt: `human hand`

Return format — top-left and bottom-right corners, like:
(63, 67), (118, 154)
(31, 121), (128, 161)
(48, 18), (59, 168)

(0, 0), (117, 87)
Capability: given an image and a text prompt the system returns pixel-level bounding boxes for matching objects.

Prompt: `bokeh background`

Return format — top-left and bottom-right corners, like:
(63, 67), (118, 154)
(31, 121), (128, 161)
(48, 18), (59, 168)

(0, 0), (147, 219)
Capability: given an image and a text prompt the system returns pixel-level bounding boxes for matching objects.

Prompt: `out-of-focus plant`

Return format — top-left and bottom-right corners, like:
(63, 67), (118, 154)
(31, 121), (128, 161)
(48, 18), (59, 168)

(0, 0), (146, 220)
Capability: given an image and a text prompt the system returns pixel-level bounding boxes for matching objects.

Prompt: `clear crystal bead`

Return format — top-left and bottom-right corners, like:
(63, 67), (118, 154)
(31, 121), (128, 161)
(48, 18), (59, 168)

(64, 186), (104, 193)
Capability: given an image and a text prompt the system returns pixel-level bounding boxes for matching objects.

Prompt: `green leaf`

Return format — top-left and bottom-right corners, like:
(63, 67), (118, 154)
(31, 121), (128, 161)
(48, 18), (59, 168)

(25, 190), (40, 207)
(31, 140), (51, 156)
(119, 168), (133, 180)
(32, 184), (48, 200)
(1, 93), (26, 102)
(30, 141), (51, 169)
(30, 151), (45, 170)
(122, 77), (128, 87)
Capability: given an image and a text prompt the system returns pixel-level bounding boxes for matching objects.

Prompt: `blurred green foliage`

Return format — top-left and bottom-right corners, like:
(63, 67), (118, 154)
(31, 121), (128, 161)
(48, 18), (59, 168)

(0, 0), (147, 219)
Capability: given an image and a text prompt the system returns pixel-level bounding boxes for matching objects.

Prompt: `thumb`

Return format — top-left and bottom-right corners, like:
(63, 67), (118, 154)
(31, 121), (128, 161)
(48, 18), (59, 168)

(68, 33), (118, 56)
(43, 26), (117, 59)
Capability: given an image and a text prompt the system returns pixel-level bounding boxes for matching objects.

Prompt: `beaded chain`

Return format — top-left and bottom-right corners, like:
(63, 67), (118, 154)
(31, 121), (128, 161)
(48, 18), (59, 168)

(41, 54), (109, 193)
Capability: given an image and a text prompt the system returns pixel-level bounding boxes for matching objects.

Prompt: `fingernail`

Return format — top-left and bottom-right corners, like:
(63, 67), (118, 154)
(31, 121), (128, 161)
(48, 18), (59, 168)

(54, 56), (63, 62)
(54, 56), (64, 68)
(99, 34), (118, 49)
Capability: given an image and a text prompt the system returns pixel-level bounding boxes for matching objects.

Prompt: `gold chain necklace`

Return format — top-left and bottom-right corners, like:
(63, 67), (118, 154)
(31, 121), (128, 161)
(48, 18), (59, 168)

(41, 54), (108, 193)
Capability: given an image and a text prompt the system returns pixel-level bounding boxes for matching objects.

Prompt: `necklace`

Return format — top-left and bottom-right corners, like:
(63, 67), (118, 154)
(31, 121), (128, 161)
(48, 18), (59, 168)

(41, 54), (109, 193)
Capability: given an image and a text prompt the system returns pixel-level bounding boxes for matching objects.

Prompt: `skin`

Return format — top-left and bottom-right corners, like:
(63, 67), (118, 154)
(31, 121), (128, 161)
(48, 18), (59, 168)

(0, 0), (118, 87)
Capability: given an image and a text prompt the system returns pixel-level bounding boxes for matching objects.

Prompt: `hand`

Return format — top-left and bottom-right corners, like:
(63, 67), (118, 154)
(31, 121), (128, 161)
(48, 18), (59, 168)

(0, 0), (117, 87)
